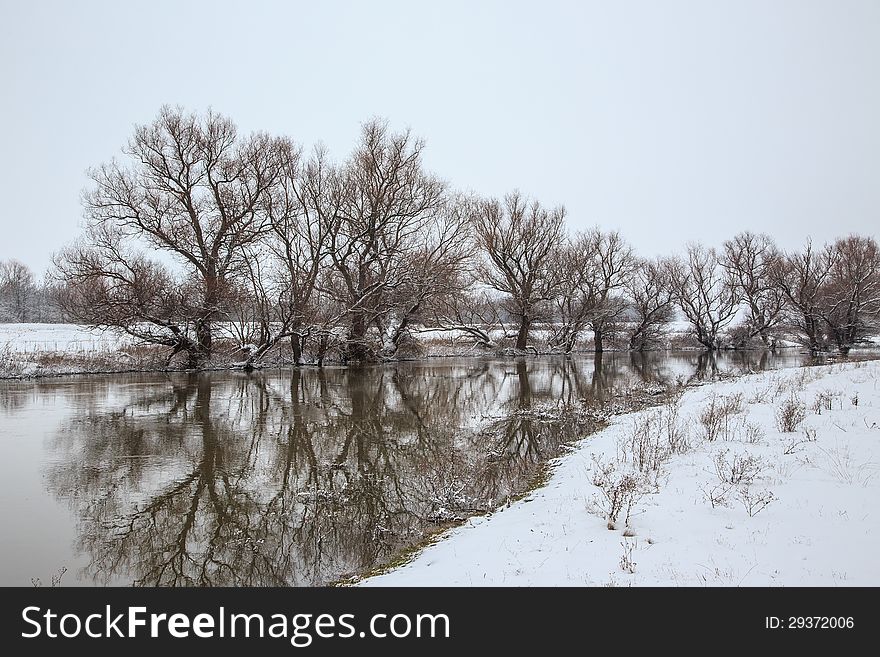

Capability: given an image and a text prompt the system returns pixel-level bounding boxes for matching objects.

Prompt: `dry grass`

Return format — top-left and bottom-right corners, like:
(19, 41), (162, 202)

(816, 443), (879, 487)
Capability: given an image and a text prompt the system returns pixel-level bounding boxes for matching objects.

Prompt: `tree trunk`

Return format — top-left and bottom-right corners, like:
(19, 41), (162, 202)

(291, 335), (303, 365)
(804, 314), (821, 353)
(316, 333), (329, 367)
(384, 305), (417, 358)
(194, 272), (220, 367)
(515, 313), (531, 351)
(515, 360), (532, 408)
(591, 351), (607, 398)
(346, 309), (369, 361)
(564, 331), (577, 355)
(698, 326), (720, 351)
(594, 326), (604, 353)
(188, 318), (212, 368)
(186, 346), (201, 369)
(630, 331), (645, 352)
(290, 323), (305, 366)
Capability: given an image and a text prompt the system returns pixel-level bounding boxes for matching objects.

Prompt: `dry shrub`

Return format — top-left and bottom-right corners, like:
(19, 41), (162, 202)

(589, 455), (649, 530)
(0, 344), (26, 377)
(622, 415), (668, 474)
(618, 399), (690, 475)
(816, 444), (879, 486)
(661, 400), (691, 455)
(703, 450), (768, 510)
(812, 390), (843, 414)
(746, 384), (773, 405)
(737, 487), (776, 517)
(619, 540), (637, 574)
(775, 394), (806, 433)
(782, 426), (817, 455)
(713, 450), (764, 486)
(743, 421), (765, 444)
(698, 393), (744, 442)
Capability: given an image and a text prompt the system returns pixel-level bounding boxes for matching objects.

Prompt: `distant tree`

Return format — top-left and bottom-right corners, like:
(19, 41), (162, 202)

(548, 238), (593, 354)
(472, 192), (565, 351)
(0, 259), (37, 322)
(668, 244), (738, 350)
(774, 239), (834, 353)
(62, 106), (287, 366)
(550, 229), (635, 353)
(722, 231), (785, 348)
(819, 235), (880, 354)
(624, 258), (675, 351)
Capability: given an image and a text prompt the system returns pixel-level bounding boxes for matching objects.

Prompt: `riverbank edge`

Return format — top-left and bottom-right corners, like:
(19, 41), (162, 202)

(3, 344), (874, 382)
(336, 362), (801, 586)
(356, 357), (880, 586)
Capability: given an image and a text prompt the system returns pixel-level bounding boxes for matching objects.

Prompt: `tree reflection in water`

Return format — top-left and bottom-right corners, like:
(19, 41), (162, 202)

(32, 352), (813, 586)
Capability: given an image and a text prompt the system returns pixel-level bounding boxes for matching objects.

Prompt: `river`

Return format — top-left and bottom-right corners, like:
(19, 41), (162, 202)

(0, 350), (824, 586)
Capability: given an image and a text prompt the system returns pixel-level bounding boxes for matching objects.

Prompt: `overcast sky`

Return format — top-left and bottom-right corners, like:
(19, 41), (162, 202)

(1, 0), (877, 274)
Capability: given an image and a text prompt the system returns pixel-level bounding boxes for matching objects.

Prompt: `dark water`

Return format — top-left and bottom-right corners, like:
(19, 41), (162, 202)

(0, 350), (823, 586)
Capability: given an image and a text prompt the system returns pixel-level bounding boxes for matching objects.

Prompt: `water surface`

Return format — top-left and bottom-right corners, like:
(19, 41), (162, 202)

(0, 350), (822, 586)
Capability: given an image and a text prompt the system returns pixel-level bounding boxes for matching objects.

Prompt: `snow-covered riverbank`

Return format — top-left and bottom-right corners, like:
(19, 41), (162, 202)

(1, 321), (804, 379)
(363, 360), (880, 586)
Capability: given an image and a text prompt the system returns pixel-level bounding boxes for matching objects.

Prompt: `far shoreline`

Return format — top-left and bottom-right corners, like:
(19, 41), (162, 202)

(2, 342), (878, 382)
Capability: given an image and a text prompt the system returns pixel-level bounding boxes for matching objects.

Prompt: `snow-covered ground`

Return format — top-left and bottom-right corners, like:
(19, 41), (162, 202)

(363, 360), (880, 586)
(0, 323), (126, 353)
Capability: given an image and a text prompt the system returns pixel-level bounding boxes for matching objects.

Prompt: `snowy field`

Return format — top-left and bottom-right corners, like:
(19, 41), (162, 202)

(0, 323), (126, 353)
(363, 360), (880, 586)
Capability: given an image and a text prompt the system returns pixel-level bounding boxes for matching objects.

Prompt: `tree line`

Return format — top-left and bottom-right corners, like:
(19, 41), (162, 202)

(14, 106), (875, 367)
(0, 259), (59, 323)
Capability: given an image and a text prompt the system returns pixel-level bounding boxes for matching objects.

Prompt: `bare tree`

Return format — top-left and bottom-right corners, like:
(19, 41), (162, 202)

(54, 225), (199, 363)
(323, 119), (446, 362)
(551, 229), (634, 353)
(586, 230), (635, 353)
(722, 232), (784, 348)
(228, 144), (339, 366)
(548, 240), (592, 354)
(624, 258), (675, 351)
(668, 244), (738, 350)
(274, 146), (341, 363)
(378, 198), (473, 358)
(472, 192), (565, 351)
(819, 235), (880, 354)
(0, 259), (36, 322)
(69, 106), (286, 366)
(773, 239), (835, 353)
